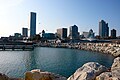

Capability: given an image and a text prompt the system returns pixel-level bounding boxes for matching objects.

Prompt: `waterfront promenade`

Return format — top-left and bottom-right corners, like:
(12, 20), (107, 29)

(39, 42), (120, 57)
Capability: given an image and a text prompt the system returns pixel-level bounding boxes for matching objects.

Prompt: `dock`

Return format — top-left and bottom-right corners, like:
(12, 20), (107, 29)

(0, 41), (35, 51)
(0, 45), (34, 51)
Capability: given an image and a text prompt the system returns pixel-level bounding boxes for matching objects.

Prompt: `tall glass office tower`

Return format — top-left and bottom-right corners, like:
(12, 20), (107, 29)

(99, 20), (109, 38)
(30, 12), (36, 37)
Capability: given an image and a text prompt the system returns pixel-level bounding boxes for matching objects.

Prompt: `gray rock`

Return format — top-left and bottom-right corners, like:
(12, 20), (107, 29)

(96, 57), (120, 80)
(111, 57), (120, 71)
(95, 72), (112, 80)
(112, 69), (120, 78)
(67, 62), (107, 80)
(111, 57), (120, 79)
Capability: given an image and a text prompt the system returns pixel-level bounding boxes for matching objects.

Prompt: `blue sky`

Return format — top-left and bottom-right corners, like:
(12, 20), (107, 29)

(0, 0), (120, 37)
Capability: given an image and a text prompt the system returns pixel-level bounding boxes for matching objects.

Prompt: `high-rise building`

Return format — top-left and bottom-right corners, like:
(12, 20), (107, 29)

(69, 25), (78, 39)
(111, 29), (116, 38)
(30, 12), (36, 37)
(99, 20), (109, 38)
(22, 28), (28, 37)
(57, 28), (67, 39)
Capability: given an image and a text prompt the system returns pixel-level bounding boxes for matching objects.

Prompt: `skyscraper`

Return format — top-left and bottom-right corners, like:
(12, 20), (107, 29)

(30, 12), (36, 37)
(111, 29), (116, 39)
(99, 20), (109, 38)
(57, 28), (67, 39)
(22, 28), (28, 37)
(69, 25), (78, 39)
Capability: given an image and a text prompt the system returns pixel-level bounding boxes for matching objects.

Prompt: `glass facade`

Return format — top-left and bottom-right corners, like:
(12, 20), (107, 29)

(99, 20), (109, 38)
(30, 12), (36, 37)
(69, 25), (78, 39)
(22, 28), (28, 37)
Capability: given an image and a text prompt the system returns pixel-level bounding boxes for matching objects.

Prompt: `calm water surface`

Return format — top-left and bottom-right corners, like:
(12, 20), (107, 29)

(0, 47), (114, 78)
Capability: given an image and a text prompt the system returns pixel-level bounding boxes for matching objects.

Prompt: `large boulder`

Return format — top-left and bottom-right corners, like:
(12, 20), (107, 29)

(25, 69), (67, 80)
(67, 62), (107, 80)
(111, 57), (120, 79)
(111, 57), (120, 70)
(96, 57), (120, 80)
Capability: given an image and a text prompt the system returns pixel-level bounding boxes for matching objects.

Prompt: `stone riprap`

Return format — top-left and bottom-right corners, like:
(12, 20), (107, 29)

(39, 43), (120, 57)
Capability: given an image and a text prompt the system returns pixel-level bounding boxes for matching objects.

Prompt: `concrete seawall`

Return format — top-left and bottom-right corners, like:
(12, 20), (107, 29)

(39, 42), (120, 57)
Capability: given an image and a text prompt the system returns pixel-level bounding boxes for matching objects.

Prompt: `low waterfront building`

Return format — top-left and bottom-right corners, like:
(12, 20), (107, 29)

(87, 29), (95, 38)
(82, 29), (95, 38)
(82, 29), (96, 41)
(42, 33), (56, 39)
(82, 32), (89, 38)
(14, 33), (22, 38)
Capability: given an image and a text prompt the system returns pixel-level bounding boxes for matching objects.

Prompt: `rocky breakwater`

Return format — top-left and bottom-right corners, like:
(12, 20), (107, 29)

(42, 42), (120, 57)
(78, 43), (120, 57)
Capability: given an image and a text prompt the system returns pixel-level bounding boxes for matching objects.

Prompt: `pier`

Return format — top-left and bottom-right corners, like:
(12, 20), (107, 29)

(0, 45), (34, 51)
(0, 41), (34, 51)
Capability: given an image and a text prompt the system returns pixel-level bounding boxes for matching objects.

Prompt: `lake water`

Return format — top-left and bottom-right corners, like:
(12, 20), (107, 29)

(0, 47), (114, 78)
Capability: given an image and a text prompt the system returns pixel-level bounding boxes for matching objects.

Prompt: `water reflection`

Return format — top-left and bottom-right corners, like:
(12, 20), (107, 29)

(24, 51), (38, 71)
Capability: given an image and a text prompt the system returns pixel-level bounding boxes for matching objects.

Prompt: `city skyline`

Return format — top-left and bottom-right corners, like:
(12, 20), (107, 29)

(0, 0), (120, 37)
